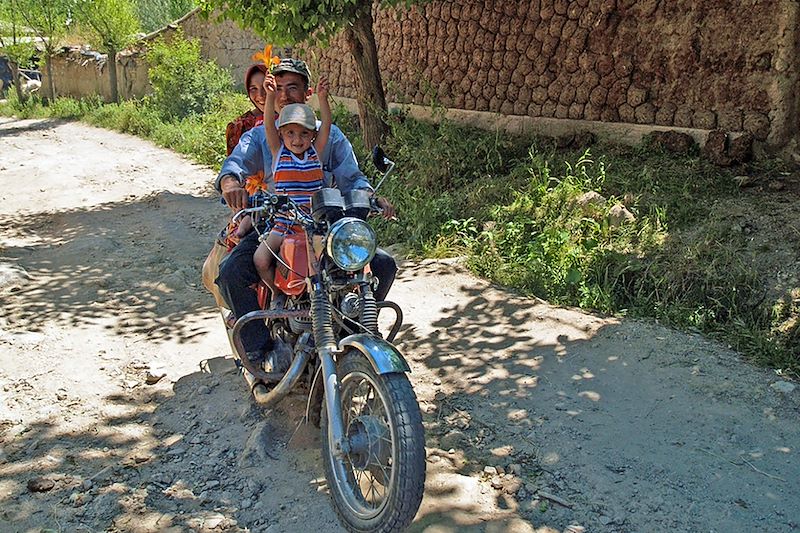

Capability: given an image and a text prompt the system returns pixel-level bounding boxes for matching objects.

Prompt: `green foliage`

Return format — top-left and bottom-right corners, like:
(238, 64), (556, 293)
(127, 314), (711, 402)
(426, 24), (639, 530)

(0, 40), (36, 67)
(12, 0), (70, 55)
(146, 29), (232, 120)
(73, 0), (141, 53)
(135, 0), (196, 33)
(338, 113), (796, 375)
(199, 0), (365, 45)
(1, 83), (795, 376)
(0, 0), (36, 65)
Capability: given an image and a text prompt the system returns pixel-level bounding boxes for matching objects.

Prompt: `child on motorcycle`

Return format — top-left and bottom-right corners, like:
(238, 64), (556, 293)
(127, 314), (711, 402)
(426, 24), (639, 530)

(254, 72), (331, 308)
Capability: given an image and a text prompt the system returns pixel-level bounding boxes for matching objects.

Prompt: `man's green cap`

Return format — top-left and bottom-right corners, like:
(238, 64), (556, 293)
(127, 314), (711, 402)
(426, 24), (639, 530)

(273, 58), (311, 85)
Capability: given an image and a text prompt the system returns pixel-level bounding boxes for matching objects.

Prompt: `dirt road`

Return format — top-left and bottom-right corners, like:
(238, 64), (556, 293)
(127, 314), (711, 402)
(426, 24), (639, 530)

(1, 117), (798, 533)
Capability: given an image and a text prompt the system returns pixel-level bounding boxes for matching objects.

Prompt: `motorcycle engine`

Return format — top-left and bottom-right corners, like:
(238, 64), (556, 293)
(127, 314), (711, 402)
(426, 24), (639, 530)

(339, 292), (361, 319)
(287, 299), (312, 334)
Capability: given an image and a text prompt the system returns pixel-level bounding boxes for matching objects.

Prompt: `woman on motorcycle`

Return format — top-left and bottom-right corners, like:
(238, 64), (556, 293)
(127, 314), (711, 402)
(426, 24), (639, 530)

(201, 63), (269, 306)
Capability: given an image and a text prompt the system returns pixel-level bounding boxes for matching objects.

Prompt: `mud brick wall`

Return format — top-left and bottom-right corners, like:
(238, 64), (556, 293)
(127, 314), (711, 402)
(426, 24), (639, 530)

(42, 49), (150, 102)
(301, 0), (799, 148)
(43, 9), (266, 101)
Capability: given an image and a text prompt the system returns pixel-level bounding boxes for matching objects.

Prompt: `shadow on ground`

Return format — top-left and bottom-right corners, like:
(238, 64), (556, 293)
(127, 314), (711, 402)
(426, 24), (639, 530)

(0, 191), (224, 344)
(0, 118), (71, 138)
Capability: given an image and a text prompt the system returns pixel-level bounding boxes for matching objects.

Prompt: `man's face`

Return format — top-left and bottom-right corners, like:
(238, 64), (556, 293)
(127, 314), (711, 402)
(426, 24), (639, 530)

(273, 72), (311, 114)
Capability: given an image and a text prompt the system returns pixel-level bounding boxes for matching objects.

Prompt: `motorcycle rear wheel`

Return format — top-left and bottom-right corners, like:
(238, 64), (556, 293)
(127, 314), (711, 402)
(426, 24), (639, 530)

(321, 350), (425, 532)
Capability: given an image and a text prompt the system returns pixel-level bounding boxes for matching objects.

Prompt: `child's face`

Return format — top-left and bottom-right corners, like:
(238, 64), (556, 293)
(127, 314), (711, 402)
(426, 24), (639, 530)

(279, 124), (315, 155)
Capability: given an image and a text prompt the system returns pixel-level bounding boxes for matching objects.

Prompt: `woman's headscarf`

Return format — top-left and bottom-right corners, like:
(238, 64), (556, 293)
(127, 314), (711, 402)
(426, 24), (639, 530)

(244, 64), (268, 109)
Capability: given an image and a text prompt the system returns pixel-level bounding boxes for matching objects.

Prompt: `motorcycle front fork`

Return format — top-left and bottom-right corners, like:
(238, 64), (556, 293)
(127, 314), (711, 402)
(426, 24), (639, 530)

(310, 277), (349, 458)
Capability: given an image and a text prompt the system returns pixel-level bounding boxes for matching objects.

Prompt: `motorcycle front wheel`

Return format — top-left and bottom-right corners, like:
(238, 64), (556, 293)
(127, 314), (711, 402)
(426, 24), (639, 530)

(321, 350), (426, 532)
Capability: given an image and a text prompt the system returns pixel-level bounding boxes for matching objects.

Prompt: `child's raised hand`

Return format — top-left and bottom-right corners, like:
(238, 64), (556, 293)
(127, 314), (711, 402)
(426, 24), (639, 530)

(315, 76), (329, 100)
(263, 73), (276, 94)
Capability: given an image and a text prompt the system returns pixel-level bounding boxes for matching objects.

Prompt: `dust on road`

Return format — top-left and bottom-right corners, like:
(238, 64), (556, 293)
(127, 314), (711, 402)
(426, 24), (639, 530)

(1, 117), (798, 533)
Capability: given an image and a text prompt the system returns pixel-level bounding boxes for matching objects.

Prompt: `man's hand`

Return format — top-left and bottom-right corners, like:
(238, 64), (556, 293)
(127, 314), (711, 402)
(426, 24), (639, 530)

(220, 175), (248, 212)
(375, 197), (397, 220)
(263, 73), (276, 94)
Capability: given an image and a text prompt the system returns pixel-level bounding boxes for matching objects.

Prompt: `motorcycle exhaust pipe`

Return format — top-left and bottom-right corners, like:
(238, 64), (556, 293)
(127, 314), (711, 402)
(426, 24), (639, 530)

(230, 312), (312, 406)
(229, 308), (309, 383)
(252, 334), (312, 407)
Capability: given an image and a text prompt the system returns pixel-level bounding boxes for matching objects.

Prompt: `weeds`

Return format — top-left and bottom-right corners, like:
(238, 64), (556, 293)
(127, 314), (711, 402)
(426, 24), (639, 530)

(1, 87), (796, 376)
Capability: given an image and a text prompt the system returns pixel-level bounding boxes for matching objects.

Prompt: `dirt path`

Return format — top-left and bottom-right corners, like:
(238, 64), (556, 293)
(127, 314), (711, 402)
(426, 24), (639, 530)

(1, 117), (798, 533)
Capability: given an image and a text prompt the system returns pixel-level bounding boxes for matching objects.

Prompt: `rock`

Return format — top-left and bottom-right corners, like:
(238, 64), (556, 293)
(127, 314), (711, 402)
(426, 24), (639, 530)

(69, 492), (86, 506)
(490, 475), (504, 489)
(508, 463), (523, 476)
(574, 191), (606, 209)
(27, 477), (55, 492)
(0, 263), (31, 292)
(133, 453), (151, 464)
(82, 479), (93, 491)
(56, 390), (68, 401)
(203, 513), (226, 529)
(728, 132), (753, 163)
(703, 130), (733, 166)
(609, 204), (635, 226)
(483, 465), (499, 476)
(241, 498), (252, 509)
(502, 476), (523, 494)
(771, 381), (796, 394)
(646, 130), (695, 153)
(433, 378), (442, 386)
(239, 421), (277, 467)
(145, 370), (166, 385)
(205, 479), (220, 489)
(196, 385), (210, 395)
(440, 430), (468, 450)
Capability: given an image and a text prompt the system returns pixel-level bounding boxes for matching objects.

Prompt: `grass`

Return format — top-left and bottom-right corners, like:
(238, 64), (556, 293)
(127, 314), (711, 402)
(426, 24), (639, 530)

(1, 91), (797, 376)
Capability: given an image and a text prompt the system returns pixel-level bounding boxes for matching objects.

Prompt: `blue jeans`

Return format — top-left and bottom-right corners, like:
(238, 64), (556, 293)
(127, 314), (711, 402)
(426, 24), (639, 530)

(215, 230), (398, 353)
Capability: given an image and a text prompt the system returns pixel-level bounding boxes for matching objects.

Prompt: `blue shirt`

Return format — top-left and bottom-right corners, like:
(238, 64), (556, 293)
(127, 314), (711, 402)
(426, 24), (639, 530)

(215, 120), (373, 195)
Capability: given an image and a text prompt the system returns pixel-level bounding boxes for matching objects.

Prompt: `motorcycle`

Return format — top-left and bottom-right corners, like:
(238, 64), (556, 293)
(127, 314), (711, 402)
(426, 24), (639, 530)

(226, 147), (426, 532)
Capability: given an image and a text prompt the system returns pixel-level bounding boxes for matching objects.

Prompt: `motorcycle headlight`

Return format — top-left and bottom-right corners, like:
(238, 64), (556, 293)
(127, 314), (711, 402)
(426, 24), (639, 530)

(326, 217), (377, 271)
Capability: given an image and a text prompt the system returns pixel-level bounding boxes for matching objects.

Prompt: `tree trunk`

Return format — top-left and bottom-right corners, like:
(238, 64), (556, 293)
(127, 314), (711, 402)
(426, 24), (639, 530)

(344, 4), (388, 150)
(109, 48), (119, 103)
(44, 52), (55, 102)
(9, 61), (27, 105)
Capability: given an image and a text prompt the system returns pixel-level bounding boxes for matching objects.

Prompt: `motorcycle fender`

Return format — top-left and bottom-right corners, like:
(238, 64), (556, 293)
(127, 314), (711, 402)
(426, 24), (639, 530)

(338, 334), (411, 374)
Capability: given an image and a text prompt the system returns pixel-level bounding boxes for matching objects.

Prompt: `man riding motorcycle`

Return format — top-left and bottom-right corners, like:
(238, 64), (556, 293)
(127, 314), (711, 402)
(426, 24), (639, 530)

(214, 58), (397, 365)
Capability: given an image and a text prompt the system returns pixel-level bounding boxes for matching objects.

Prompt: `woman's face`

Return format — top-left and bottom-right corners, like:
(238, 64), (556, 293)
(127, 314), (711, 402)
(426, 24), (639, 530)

(248, 71), (266, 112)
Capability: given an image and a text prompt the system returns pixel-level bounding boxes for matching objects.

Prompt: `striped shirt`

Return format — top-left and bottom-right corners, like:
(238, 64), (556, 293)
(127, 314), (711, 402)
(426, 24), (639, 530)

(271, 144), (323, 233)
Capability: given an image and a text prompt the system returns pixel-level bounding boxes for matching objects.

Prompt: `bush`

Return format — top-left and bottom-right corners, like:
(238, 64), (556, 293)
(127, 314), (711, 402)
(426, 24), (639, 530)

(146, 29), (232, 120)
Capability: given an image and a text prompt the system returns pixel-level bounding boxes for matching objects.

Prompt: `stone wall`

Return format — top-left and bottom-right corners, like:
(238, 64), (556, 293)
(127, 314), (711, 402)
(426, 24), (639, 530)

(41, 1), (800, 151)
(301, 0), (799, 149)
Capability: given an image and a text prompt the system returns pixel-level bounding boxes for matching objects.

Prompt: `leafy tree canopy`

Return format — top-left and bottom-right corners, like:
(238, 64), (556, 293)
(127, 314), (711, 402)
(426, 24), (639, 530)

(135, 0), (197, 34)
(198, 0), (411, 45)
(74, 0), (141, 52)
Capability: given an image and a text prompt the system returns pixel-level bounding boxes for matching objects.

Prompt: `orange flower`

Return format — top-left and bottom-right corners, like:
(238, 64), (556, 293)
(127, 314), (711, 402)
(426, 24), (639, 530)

(252, 44), (281, 71)
(245, 171), (267, 196)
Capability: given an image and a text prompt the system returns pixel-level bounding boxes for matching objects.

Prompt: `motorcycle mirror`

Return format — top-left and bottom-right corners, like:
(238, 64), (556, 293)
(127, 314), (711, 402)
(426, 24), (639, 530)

(372, 145), (389, 173)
